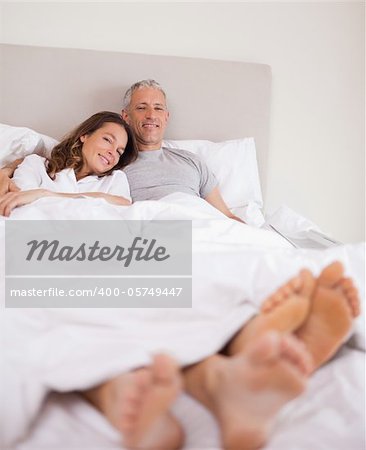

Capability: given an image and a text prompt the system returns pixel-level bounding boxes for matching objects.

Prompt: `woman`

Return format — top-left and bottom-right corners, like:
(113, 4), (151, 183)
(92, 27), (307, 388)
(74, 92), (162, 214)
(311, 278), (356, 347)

(0, 111), (138, 216)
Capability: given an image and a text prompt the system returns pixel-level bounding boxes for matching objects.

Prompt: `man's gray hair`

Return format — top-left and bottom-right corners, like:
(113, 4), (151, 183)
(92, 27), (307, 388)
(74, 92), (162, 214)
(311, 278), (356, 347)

(122, 79), (167, 110)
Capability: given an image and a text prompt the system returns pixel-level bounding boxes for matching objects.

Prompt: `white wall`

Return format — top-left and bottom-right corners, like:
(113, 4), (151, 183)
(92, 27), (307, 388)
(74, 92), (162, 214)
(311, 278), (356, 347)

(1, 2), (364, 243)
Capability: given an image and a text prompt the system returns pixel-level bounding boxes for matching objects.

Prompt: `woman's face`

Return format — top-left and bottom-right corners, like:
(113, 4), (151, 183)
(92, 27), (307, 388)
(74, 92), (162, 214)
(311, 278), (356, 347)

(79, 122), (128, 177)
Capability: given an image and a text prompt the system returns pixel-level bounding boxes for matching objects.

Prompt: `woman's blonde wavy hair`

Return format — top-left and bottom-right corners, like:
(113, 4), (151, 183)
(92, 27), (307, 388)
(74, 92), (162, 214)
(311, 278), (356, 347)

(46, 111), (138, 179)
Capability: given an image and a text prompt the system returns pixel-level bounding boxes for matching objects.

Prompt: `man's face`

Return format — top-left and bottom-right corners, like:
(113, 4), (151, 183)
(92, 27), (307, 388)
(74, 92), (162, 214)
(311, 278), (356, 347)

(122, 87), (169, 151)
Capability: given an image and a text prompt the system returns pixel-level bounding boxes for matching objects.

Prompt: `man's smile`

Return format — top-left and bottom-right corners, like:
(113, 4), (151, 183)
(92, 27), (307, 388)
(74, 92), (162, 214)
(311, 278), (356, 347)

(142, 122), (159, 128)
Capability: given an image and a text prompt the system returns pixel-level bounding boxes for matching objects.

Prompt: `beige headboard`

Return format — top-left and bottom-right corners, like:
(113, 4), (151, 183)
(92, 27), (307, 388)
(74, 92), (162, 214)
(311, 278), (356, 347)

(0, 44), (271, 197)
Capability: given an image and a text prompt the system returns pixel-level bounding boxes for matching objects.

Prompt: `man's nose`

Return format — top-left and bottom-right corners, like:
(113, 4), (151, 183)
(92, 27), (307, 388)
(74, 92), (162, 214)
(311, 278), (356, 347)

(144, 107), (156, 119)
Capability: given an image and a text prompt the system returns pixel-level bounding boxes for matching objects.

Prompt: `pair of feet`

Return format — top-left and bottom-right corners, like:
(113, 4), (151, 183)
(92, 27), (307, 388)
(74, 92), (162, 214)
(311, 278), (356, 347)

(236, 260), (360, 370)
(84, 261), (360, 450)
(85, 336), (310, 450)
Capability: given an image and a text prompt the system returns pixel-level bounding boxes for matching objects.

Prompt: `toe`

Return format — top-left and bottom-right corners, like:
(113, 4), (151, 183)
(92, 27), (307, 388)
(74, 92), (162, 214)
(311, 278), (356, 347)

(317, 261), (344, 287)
(272, 292), (284, 303)
(261, 288), (289, 313)
(134, 369), (153, 391)
(289, 276), (302, 292)
(281, 286), (292, 297)
(349, 294), (361, 317)
(338, 278), (360, 317)
(341, 278), (354, 289)
(260, 297), (276, 313)
(152, 354), (179, 383)
(300, 269), (315, 297)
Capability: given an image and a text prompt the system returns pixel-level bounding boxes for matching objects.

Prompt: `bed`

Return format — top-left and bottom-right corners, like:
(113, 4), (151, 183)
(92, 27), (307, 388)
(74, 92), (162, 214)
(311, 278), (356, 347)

(0, 44), (365, 450)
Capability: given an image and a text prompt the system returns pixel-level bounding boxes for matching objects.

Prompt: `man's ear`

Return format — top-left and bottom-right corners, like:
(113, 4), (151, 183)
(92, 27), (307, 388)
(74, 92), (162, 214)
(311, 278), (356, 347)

(121, 109), (129, 124)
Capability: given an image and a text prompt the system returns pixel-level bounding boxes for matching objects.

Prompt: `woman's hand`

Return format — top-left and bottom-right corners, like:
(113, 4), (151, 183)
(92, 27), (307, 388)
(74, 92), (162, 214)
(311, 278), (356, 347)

(96, 193), (132, 206)
(0, 159), (24, 195)
(0, 189), (51, 216)
(0, 170), (20, 196)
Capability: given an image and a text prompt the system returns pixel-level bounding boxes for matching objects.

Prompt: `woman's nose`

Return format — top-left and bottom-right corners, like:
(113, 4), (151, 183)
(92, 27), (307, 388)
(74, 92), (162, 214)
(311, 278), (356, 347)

(107, 148), (117, 159)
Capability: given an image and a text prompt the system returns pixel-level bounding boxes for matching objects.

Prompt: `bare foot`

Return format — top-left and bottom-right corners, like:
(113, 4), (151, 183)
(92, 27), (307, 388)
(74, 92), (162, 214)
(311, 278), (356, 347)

(227, 269), (315, 355)
(296, 261), (361, 371)
(84, 354), (184, 450)
(190, 332), (312, 450)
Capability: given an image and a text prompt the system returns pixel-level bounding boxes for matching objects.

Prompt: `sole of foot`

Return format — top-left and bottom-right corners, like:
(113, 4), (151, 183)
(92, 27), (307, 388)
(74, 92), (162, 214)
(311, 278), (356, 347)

(205, 332), (312, 450)
(101, 354), (184, 450)
(228, 269), (315, 355)
(296, 261), (360, 371)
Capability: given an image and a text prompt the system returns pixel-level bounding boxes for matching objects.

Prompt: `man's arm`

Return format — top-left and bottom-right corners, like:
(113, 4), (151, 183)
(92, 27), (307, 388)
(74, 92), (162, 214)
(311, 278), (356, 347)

(0, 158), (24, 195)
(204, 186), (245, 223)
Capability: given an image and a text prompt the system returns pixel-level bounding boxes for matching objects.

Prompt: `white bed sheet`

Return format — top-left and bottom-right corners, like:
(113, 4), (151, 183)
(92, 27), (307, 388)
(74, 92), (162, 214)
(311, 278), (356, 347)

(1, 193), (365, 449)
(16, 348), (365, 450)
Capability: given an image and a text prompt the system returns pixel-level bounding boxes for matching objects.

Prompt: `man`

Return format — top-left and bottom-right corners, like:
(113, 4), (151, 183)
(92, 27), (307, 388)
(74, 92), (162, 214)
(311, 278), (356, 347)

(121, 79), (243, 222)
(0, 79), (243, 222)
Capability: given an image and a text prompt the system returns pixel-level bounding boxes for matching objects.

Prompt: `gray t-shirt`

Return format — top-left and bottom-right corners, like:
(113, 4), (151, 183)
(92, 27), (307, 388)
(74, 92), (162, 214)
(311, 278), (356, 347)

(124, 147), (218, 201)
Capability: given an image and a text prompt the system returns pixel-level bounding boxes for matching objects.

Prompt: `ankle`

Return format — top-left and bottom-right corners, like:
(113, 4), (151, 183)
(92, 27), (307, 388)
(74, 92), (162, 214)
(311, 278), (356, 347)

(81, 383), (106, 411)
(124, 413), (185, 450)
(199, 355), (228, 411)
(223, 425), (269, 450)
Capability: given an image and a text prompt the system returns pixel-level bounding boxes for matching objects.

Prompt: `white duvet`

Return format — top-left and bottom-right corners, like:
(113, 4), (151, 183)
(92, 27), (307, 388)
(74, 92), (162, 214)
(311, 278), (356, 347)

(1, 193), (365, 449)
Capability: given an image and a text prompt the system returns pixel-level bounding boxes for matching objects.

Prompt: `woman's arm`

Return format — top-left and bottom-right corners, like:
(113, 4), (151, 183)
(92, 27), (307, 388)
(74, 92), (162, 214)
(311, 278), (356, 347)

(0, 189), (131, 217)
(0, 189), (50, 216)
(57, 192), (132, 206)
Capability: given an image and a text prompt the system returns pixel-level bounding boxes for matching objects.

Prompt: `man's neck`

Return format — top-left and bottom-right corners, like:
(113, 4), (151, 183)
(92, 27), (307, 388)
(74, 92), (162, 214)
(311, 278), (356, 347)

(137, 139), (164, 152)
(139, 146), (162, 152)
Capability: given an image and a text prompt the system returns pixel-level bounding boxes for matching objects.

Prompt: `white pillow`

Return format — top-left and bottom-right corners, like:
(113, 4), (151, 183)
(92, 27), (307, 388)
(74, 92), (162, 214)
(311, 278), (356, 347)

(0, 123), (58, 167)
(163, 138), (263, 210)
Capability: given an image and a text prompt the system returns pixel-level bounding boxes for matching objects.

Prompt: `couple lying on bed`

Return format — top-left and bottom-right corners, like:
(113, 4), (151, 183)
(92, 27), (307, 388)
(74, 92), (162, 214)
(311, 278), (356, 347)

(0, 80), (361, 450)
(0, 79), (242, 223)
